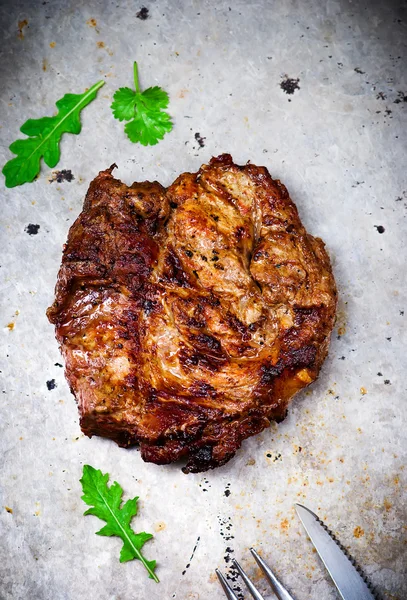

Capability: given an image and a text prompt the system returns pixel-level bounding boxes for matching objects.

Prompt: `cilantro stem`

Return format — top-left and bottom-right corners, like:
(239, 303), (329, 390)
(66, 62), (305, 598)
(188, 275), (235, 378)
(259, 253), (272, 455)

(133, 61), (141, 94)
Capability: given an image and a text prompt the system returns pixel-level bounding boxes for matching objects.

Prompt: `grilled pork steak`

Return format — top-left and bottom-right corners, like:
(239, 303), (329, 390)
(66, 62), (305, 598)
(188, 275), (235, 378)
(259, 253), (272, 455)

(47, 155), (337, 473)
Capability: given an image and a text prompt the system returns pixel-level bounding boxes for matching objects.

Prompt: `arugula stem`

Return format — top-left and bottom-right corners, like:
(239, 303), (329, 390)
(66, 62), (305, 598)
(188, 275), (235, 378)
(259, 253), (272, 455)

(133, 61), (141, 94)
(93, 471), (159, 582)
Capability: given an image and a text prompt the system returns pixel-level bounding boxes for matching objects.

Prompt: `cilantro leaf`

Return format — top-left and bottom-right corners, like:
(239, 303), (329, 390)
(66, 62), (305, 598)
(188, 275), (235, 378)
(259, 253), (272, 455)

(125, 99), (173, 145)
(111, 87), (137, 121)
(2, 81), (105, 188)
(80, 465), (159, 582)
(111, 62), (172, 146)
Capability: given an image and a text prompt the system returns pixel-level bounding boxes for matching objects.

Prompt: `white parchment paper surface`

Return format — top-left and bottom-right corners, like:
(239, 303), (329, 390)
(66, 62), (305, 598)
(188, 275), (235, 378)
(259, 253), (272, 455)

(0, 1), (406, 599)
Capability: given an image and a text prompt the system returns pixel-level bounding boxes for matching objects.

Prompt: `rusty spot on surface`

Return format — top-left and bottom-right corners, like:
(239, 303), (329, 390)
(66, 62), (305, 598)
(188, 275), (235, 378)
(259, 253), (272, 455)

(280, 518), (290, 532)
(353, 526), (364, 538)
(154, 521), (166, 532)
(17, 19), (28, 40)
(384, 498), (392, 511)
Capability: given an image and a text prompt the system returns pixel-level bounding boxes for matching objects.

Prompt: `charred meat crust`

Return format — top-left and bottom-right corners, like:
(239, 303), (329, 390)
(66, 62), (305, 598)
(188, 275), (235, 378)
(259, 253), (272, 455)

(47, 155), (337, 473)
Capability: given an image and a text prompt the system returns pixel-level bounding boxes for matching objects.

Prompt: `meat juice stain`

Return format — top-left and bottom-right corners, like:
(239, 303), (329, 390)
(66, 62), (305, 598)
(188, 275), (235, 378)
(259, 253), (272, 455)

(17, 19), (28, 40)
(25, 224), (40, 235)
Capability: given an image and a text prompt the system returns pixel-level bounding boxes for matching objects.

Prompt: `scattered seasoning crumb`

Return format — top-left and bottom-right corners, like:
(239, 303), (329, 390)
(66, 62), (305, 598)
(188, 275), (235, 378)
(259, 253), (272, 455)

(194, 132), (206, 148)
(360, 387), (367, 395)
(25, 224), (40, 235)
(49, 41), (56, 48)
(46, 379), (57, 390)
(384, 379), (391, 385)
(394, 91), (407, 104)
(353, 526), (365, 538)
(280, 76), (300, 95)
(97, 41), (105, 48)
(6, 322), (15, 331)
(374, 225), (385, 233)
(50, 169), (74, 183)
(5, 506), (13, 514)
(182, 536), (200, 576)
(54, 362), (63, 367)
(86, 18), (97, 27)
(137, 6), (149, 19)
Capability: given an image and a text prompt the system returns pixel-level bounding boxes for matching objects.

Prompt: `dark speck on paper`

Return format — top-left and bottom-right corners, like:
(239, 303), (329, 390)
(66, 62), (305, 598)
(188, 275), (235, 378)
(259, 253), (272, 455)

(50, 169), (74, 183)
(280, 76), (300, 95)
(375, 225), (385, 233)
(354, 67), (365, 74)
(394, 91), (407, 104)
(55, 362), (63, 368)
(137, 6), (149, 19)
(46, 379), (57, 390)
(195, 132), (206, 148)
(25, 224), (40, 235)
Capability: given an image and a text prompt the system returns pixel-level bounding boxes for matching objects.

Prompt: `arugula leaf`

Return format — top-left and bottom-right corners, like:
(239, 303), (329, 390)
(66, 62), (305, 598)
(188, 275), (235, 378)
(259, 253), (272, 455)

(80, 465), (159, 582)
(111, 62), (172, 146)
(3, 80), (105, 188)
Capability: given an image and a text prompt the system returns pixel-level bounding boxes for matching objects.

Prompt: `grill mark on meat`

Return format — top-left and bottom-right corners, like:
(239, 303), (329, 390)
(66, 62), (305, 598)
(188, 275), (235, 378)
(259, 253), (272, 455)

(161, 248), (192, 287)
(47, 156), (337, 473)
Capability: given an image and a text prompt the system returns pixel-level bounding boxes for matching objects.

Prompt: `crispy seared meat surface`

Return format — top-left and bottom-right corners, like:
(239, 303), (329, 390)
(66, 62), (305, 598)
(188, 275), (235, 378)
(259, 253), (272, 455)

(47, 154), (337, 473)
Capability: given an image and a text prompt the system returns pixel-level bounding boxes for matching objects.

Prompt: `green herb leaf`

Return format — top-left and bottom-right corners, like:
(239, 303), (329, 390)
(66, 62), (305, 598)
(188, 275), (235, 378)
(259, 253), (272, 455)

(111, 87), (138, 121)
(80, 465), (159, 582)
(3, 80), (105, 188)
(111, 61), (173, 146)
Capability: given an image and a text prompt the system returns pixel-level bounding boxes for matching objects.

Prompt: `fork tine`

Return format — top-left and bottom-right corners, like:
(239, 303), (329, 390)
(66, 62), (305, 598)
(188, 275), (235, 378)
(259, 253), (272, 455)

(215, 569), (240, 600)
(250, 548), (296, 600)
(232, 559), (265, 600)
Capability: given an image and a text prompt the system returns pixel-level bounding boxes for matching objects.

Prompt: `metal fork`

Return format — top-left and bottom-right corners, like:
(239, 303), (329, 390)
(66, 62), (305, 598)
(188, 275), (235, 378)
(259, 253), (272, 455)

(216, 548), (295, 600)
